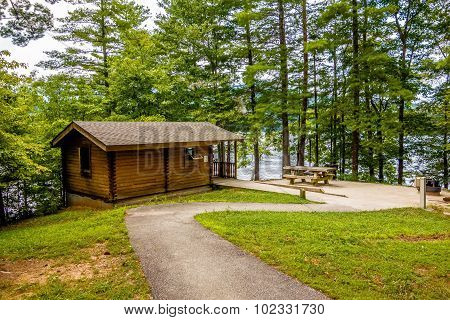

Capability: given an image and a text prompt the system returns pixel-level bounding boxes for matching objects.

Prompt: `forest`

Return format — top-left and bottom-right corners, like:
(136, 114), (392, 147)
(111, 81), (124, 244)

(0, 0), (448, 223)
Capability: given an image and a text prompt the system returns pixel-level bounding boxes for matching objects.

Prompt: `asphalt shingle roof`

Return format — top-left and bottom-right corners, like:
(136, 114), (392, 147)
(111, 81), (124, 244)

(52, 121), (243, 150)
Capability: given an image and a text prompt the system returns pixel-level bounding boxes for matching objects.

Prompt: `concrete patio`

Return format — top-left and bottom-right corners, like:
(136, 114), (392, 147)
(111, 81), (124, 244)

(214, 178), (450, 211)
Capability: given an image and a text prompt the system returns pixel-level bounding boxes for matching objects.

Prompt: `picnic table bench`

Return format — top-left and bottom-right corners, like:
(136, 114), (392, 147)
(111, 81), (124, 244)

(282, 166), (337, 186)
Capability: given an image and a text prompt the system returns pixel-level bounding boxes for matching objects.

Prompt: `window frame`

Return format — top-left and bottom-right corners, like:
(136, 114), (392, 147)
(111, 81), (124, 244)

(185, 147), (196, 160)
(79, 145), (92, 178)
(184, 147), (197, 168)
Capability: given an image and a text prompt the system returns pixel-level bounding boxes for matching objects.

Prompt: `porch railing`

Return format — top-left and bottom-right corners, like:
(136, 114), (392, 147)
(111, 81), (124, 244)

(213, 161), (236, 178)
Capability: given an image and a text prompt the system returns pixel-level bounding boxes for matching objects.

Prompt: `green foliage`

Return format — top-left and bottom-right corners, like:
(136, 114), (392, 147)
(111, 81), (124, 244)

(34, 74), (105, 122)
(108, 30), (178, 119)
(38, 0), (149, 117)
(0, 52), (54, 223)
(0, 52), (45, 182)
(1, 0), (448, 221)
(0, 0), (54, 46)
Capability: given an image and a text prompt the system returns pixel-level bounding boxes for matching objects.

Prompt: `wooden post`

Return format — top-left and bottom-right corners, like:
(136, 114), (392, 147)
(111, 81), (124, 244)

(419, 177), (426, 209)
(208, 145), (213, 185)
(224, 141), (229, 177)
(220, 141), (225, 177)
(299, 188), (306, 199)
(234, 140), (238, 179)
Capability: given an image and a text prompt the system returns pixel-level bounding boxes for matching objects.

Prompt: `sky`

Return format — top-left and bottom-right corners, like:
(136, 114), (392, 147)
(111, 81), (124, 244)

(0, 0), (162, 74)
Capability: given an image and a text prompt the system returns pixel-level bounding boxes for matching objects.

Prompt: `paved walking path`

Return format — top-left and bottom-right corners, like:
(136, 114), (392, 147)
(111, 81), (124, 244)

(126, 202), (330, 300)
(126, 179), (448, 299)
(214, 178), (449, 210)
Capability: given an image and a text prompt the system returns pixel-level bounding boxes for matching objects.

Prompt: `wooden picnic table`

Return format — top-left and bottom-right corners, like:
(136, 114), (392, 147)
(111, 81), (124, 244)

(282, 166), (337, 186)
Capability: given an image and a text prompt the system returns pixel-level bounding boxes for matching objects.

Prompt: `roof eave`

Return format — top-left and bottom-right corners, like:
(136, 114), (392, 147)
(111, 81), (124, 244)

(51, 121), (108, 151)
(105, 137), (244, 151)
(52, 121), (244, 152)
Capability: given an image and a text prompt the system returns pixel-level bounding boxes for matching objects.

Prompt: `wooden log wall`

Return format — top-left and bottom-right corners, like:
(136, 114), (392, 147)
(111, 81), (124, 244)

(62, 134), (109, 199)
(114, 146), (210, 199)
(167, 146), (210, 192)
(114, 149), (166, 200)
(62, 133), (213, 201)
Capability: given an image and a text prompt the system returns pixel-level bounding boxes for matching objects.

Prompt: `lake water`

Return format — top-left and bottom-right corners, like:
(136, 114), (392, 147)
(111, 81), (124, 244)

(237, 155), (283, 180)
(235, 152), (418, 186)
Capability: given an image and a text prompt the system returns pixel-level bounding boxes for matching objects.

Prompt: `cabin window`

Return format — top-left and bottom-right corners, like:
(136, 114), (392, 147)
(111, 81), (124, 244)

(79, 146), (91, 177)
(185, 147), (196, 160)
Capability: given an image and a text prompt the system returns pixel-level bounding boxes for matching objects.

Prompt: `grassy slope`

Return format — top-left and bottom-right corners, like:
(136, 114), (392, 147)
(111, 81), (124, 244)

(144, 187), (311, 205)
(0, 187), (308, 299)
(0, 208), (149, 299)
(196, 208), (450, 299)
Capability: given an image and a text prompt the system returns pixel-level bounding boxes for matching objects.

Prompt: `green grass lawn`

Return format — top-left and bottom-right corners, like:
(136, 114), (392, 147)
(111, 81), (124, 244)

(0, 207), (150, 299)
(196, 208), (450, 299)
(0, 186), (308, 299)
(143, 187), (311, 205)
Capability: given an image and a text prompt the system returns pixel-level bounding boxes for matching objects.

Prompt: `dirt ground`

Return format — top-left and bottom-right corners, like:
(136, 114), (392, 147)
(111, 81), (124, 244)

(0, 243), (123, 299)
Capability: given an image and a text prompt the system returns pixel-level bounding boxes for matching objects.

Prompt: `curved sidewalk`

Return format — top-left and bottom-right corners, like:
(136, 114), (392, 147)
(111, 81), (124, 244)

(126, 202), (331, 300)
(214, 178), (447, 210)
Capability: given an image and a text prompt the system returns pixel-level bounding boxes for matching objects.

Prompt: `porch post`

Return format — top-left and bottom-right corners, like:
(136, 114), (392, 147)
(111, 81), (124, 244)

(226, 141), (231, 178)
(234, 140), (238, 179)
(208, 145), (213, 185)
(220, 141), (225, 177)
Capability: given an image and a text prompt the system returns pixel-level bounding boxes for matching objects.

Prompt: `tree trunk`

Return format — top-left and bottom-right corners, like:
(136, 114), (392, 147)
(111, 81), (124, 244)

(444, 99), (448, 189)
(368, 132), (374, 178)
(397, 30), (408, 185)
(308, 136), (312, 166)
(362, 0), (374, 179)
(378, 152), (384, 182)
(392, 3), (425, 185)
(100, 0), (111, 115)
(313, 51), (319, 166)
(332, 115), (338, 164)
(100, 0), (109, 86)
(331, 47), (338, 165)
(330, 116), (333, 164)
(377, 128), (384, 182)
(351, 0), (360, 180)
(297, 0), (308, 166)
(245, 20), (260, 180)
(340, 113), (346, 175)
(253, 139), (260, 180)
(398, 98), (405, 184)
(278, 0), (290, 168)
(0, 187), (6, 226)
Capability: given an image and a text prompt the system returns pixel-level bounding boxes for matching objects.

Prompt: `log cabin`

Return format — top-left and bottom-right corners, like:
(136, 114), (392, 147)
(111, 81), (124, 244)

(52, 121), (243, 207)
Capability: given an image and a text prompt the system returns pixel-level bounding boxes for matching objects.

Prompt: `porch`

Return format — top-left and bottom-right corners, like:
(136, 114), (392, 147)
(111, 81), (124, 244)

(212, 140), (238, 179)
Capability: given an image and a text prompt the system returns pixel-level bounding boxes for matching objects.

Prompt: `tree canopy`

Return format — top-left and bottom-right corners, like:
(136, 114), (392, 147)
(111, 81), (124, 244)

(0, 0), (448, 223)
